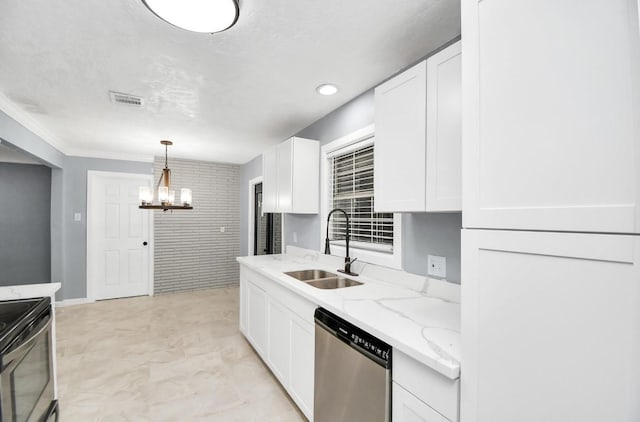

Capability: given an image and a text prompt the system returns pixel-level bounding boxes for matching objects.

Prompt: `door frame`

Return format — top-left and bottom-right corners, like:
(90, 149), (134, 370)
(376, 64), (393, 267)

(248, 176), (262, 256)
(248, 176), (285, 256)
(86, 170), (154, 301)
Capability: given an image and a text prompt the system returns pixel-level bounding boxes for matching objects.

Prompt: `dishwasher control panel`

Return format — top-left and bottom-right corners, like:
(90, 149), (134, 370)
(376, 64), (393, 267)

(316, 307), (392, 367)
(349, 331), (391, 361)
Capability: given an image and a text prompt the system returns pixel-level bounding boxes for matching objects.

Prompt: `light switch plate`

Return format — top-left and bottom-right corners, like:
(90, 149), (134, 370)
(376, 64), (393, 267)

(427, 255), (446, 278)
(220, 226), (226, 233)
(74, 213), (81, 222)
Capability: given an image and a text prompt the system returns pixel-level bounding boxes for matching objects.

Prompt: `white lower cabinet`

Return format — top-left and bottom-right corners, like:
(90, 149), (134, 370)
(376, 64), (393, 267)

(393, 350), (459, 422)
(239, 266), (315, 420)
(240, 265), (461, 422)
(267, 299), (290, 384)
(246, 281), (267, 356)
(289, 315), (314, 417)
(393, 383), (449, 422)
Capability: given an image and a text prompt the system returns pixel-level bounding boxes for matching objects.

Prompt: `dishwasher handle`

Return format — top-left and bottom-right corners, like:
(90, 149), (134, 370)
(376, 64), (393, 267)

(336, 328), (352, 345)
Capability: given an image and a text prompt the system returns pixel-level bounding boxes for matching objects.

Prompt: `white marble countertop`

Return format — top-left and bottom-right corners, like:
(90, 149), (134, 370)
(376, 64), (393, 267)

(0, 283), (61, 301)
(237, 247), (460, 379)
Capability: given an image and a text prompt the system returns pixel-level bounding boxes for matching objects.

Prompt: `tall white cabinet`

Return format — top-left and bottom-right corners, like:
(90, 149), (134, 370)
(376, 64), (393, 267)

(461, 1), (640, 422)
(374, 41), (462, 213)
(461, 230), (640, 422)
(462, 0), (640, 234)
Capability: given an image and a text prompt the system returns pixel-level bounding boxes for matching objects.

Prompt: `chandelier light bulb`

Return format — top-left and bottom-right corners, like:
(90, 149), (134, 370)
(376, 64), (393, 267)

(181, 188), (193, 206)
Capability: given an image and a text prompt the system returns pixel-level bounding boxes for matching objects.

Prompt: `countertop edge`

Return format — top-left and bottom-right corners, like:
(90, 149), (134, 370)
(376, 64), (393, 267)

(0, 283), (62, 301)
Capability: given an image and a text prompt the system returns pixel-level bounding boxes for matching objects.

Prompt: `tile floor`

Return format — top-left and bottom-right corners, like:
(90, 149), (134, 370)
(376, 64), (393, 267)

(55, 286), (306, 421)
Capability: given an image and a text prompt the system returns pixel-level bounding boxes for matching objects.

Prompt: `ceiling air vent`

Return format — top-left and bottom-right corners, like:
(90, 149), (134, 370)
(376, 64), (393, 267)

(109, 91), (144, 107)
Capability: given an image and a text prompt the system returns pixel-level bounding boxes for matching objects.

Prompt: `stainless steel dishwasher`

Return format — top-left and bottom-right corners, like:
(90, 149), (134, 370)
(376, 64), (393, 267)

(314, 307), (392, 422)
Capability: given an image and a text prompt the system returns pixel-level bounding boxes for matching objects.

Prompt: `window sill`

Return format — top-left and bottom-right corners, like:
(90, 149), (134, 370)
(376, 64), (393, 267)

(328, 244), (402, 270)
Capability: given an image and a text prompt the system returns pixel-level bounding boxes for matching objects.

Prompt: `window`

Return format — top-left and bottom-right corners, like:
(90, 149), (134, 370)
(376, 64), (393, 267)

(320, 124), (402, 269)
(330, 143), (394, 252)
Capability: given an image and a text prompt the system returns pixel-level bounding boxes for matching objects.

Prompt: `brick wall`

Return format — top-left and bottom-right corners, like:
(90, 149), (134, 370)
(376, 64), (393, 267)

(153, 157), (240, 293)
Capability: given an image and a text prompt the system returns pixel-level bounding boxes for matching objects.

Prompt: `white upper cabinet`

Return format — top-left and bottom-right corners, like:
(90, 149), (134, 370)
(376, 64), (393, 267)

(426, 42), (462, 212)
(262, 137), (319, 214)
(262, 146), (278, 213)
(374, 60), (427, 212)
(462, 0), (640, 233)
(374, 41), (462, 213)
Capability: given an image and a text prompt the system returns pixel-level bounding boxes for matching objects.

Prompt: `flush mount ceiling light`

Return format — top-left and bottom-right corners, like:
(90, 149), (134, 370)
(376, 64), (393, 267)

(142, 0), (239, 33)
(139, 140), (193, 211)
(316, 84), (338, 96)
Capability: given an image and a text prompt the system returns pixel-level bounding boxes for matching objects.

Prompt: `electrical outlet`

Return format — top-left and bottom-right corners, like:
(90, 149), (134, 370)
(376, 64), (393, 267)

(427, 255), (446, 278)
(220, 226), (226, 233)
(74, 213), (81, 222)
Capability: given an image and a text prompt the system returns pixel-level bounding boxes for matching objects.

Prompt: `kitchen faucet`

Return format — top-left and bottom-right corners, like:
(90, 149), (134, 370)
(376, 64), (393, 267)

(324, 208), (359, 276)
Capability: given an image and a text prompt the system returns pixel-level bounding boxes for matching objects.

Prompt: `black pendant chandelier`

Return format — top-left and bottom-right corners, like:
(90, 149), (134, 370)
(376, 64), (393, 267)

(139, 140), (193, 211)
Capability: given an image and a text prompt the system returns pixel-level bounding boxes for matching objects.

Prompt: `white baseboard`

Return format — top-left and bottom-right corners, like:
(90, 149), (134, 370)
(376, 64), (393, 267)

(55, 297), (95, 307)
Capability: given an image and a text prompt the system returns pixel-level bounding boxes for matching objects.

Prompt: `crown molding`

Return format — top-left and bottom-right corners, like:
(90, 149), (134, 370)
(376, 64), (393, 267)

(0, 92), (69, 153)
(64, 148), (154, 163)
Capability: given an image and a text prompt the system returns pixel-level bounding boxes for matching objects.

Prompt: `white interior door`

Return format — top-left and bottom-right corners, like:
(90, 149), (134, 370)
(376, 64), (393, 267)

(87, 171), (153, 300)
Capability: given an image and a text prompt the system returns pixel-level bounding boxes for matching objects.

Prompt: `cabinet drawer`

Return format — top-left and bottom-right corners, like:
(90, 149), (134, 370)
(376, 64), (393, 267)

(393, 350), (459, 421)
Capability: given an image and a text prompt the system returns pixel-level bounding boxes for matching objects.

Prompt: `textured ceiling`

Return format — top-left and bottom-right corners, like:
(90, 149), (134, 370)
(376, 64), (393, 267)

(0, 0), (460, 164)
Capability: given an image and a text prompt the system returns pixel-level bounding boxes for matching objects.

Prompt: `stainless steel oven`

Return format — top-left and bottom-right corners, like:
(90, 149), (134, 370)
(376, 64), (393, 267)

(0, 297), (57, 422)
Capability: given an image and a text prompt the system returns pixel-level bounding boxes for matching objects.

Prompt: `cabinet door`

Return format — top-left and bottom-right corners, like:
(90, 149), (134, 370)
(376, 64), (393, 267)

(289, 315), (314, 419)
(262, 146), (278, 213)
(267, 298), (290, 385)
(374, 61), (427, 212)
(239, 273), (247, 334)
(246, 281), (267, 356)
(462, 0), (640, 233)
(426, 41), (461, 212)
(461, 229), (640, 422)
(290, 138), (320, 214)
(393, 382), (450, 422)
(276, 139), (293, 213)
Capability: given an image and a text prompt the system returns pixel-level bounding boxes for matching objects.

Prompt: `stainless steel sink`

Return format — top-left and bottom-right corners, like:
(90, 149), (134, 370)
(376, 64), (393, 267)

(284, 269), (362, 289)
(306, 277), (362, 289)
(285, 269), (337, 282)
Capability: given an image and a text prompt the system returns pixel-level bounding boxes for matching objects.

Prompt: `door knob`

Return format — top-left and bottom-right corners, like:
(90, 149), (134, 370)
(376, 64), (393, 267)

(143, 241), (148, 246)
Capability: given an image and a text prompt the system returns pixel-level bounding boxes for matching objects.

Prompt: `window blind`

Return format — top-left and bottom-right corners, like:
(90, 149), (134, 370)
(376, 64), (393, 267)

(330, 142), (394, 252)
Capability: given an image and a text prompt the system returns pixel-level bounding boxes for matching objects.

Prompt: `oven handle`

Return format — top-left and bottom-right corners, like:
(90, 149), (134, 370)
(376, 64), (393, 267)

(3, 313), (51, 367)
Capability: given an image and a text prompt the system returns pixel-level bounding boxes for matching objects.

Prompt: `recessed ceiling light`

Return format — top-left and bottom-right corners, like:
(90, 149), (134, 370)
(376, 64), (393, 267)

(316, 84), (338, 96)
(142, 0), (239, 34)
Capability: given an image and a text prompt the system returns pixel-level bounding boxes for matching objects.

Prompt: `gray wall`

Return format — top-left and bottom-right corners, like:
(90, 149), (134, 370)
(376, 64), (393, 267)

(61, 157), (152, 300)
(239, 90), (463, 283)
(154, 158), (240, 294)
(0, 163), (51, 285)
(0, 111), (65, 293)
(402, 213), (462, 283)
